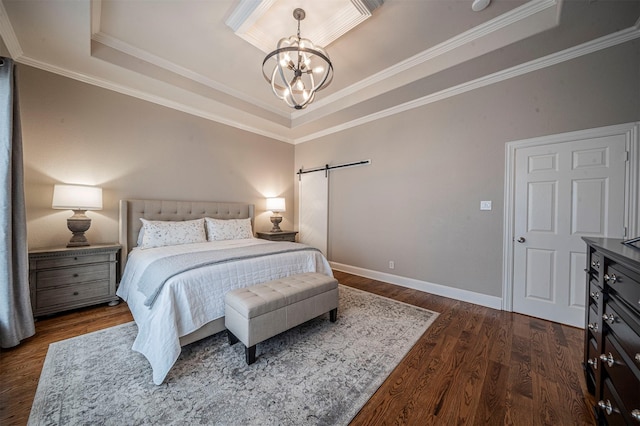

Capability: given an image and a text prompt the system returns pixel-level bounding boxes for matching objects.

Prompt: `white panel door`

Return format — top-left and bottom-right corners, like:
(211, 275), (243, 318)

(512, 135), (627, 326)
(299, 172), (329, 255)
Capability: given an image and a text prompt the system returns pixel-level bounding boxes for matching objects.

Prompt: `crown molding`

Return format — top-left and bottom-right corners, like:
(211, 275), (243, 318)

(90, 31), (287, 119)
(295, 0), (560, 119)
(4, 0), (638, 147)
(14, 53), (294, 143)
(294, 23), (640, 144)
(0, 0), (23, 58)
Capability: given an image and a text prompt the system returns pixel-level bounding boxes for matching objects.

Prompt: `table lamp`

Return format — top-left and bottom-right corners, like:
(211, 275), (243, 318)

(266, 197), (285, 232)
(52, 184), (103, 247)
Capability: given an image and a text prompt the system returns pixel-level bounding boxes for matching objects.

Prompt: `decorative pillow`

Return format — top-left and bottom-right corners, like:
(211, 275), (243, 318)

(205, 217), (253, 241)
(138, 218), (206, 249)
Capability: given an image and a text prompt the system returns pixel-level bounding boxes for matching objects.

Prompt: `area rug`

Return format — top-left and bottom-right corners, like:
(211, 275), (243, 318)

(29, 285), (438, 425)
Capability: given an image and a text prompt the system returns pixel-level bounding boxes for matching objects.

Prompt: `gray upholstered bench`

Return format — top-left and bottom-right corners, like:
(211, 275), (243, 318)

(224, 272), (339, 364)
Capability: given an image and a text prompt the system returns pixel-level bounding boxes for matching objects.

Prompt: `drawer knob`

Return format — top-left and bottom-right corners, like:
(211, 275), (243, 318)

(635, 353), (640, 363)
(599, 352), (616, 368)
(73, 291), (79, 296)
(598, 400), (615, 416)
(604, 273), (618, 284)
(632, 409), (640, 421)
(587, 358), (598, 369)
(590, 291), (599, 300)
(588, 323), (598, 332)
(591, 260), (600, 267)
(602, 313), (617, 324)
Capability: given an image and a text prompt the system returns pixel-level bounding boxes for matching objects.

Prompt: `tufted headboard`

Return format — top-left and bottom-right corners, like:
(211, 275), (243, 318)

(119, 199), (255, 275)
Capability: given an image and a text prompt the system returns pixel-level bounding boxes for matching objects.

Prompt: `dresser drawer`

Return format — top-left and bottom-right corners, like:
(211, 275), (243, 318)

(35, 263), (111, 289)
(36, 280), (113, 310)
(588, 305), (602, 343)
(606, 263), (640, 315)
(32, 253), (113, 269)
(586, 338), (600, 375)
(598, 378), (632, 425)
(601, 336), (640, 423)
(590, 279), (602, 308)
(605, 300), (640, 372)
(591, 252), (603, 272)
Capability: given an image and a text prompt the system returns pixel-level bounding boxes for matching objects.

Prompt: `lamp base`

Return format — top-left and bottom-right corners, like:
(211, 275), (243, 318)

(270, 215), (283, 232)
(66, 210), (92, 247)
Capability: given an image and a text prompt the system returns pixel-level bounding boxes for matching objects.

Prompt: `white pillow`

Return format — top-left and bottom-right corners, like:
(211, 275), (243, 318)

(138, 218), (206, 249)
(205, 217), (253, 241)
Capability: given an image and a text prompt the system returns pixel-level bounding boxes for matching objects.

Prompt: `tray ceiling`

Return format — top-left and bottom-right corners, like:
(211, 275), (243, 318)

(1, 0), (638, 143)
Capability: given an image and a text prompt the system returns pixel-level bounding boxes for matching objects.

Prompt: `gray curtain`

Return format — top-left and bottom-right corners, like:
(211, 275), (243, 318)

(0, 57), (35, 348)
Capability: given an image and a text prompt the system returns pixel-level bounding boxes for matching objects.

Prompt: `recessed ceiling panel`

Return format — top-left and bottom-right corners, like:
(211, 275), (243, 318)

(226, 0), (384, 53)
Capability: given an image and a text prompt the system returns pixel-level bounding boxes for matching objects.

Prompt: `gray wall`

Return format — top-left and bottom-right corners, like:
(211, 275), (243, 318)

(294, 40), (640, 298)
(14, 8), (640, 302)
(18, 65), (294, 249)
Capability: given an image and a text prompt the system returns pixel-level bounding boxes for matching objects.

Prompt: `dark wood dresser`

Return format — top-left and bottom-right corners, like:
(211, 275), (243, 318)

(583, 237), (640, 424)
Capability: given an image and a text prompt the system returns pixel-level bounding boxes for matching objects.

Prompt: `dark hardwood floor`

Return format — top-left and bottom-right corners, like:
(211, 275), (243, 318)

(0, 271), (595, 425)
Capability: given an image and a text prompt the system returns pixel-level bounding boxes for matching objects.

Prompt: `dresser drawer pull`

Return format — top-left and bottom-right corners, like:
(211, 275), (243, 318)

(602, 314), (617, 324)
(598, 400), (616, 416)
(590, 291), (599, 300)
(635, 353), (640, 363)
(632, 409), (640, 422)
(588, 323), (599, 331)
(587, 358), (598, 369)
(599, 353), (616, 368)
(73, 291), (79, 296)
(592, 260), (600, 268)
(604, 273), (618, 284)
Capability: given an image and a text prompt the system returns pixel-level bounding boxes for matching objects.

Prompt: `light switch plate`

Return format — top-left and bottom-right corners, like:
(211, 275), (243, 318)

(480, 201), (492, 211)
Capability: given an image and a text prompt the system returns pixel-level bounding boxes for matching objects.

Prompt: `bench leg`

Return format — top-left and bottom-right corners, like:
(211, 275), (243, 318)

(228, 330), (239, 346)
(330, 308), (337, 322)
(245, 345), (256, 365)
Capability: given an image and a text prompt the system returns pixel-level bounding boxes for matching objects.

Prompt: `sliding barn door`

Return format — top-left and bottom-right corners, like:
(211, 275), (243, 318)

(299, 172), (329, 255)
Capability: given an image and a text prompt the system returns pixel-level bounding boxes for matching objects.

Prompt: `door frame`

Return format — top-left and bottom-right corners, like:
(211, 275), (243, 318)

(502, 122), (639, 312)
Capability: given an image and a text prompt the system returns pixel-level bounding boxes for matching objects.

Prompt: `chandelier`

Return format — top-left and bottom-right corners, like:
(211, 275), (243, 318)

(262, 8), (333, 110)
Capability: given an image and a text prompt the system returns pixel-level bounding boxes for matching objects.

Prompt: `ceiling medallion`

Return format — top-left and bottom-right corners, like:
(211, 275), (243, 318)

(262, 8), (333, 110)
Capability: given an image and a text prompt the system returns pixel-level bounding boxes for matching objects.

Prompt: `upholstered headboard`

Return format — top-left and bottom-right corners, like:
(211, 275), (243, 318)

(119, 199), (255, 275)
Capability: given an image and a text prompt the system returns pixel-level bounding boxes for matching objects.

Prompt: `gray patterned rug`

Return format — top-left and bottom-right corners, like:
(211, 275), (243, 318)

(29, 285), (438, 425)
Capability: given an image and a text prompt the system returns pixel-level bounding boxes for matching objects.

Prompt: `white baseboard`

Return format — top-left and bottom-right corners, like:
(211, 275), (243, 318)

(330, 262), (503, 311)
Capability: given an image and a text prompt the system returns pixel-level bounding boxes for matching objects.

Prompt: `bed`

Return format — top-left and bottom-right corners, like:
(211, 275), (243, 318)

(116, 199), (333, 384)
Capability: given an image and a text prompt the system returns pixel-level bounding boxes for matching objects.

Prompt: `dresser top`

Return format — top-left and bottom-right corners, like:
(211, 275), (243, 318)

(583, 237), (640, 270)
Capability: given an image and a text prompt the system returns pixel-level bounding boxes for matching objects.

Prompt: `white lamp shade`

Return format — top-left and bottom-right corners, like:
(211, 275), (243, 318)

(52, 184), (103, 210)
(266, 197), (285, 213)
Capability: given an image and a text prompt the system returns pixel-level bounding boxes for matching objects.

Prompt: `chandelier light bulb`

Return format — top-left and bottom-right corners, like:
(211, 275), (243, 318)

(262, 8), (333, 110)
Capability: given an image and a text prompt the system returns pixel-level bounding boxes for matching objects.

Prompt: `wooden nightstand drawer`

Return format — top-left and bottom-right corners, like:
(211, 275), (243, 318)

(33, 253), (113, 269)
(36, 263), (111, 288)
(256, 231), (298, 242)
(37, 280), (112, 310)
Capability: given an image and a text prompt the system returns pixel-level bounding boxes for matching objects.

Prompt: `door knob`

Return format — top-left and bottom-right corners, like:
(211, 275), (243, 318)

(517, 237), (526, 243)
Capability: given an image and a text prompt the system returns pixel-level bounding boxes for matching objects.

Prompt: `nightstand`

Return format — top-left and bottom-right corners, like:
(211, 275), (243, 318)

(28, 244), (121, 317)
(256, 230), (298, 242)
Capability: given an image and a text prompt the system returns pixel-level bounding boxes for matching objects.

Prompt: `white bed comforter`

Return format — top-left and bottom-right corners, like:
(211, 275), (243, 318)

(117, 238), (333, 385)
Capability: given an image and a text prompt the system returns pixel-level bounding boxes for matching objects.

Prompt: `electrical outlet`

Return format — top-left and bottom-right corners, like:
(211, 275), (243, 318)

(480, 200), (492, 211)
(389, 261), (395, 269)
